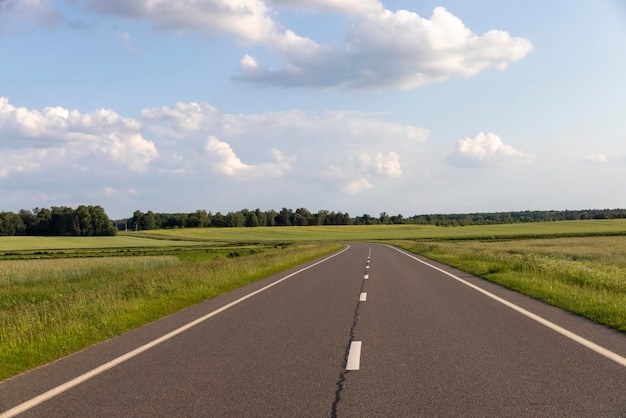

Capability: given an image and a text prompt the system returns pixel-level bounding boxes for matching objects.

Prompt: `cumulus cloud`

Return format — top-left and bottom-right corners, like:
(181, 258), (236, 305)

(0, 148), (65, 179)
(72, 1), (532, 91)
(268, 0), (383, 15)
(1, 97), (427, 196)
(446, 132), (536, 168)
(324, 151), (403, 194)
(142, 101), (222, 136)
(0, 97), (158, 175)
(237, 6), (534, 89)
(204, 136), (294, 178)
(141, 101), (426, 192)
(142, 103), (429, 143)
(584, 153), (607, 164)
(78, 0), (278, 44)
(342, 178), (373, 194)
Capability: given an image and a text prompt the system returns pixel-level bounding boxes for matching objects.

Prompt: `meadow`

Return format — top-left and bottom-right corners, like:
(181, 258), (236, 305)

(132, 219), (626, 241)
(1, 219), (625, 380)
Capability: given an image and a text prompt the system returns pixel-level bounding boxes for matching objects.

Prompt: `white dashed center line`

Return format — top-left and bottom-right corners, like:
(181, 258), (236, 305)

(346, 341), (362, 370)
(359, 292), (367, 301)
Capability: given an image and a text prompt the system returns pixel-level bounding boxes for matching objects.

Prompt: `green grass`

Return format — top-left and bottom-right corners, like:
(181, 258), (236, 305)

(0, 235), (207, 251)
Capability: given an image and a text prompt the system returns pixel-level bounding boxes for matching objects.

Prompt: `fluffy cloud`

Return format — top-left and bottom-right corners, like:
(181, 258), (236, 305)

(78, 0), (278, 44)
(447, 132), (536, 168)
(268, 0), (383, 15)
(142, 101), (222, 136)
(142, 102), (426, 191)
(0, 97), (427, 197)
(584, 153), (607, 164)
(204, 136), (294, 178)
(342, 178), (373, 194)
(238, 6), (533, 89)
(69, 1), (532, 91)
(143, 103), (429, 143)
(0, 97), (157, 175)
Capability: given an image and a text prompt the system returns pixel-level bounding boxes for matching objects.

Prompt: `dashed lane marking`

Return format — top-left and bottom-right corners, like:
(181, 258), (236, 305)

(346, 341), (362, 371)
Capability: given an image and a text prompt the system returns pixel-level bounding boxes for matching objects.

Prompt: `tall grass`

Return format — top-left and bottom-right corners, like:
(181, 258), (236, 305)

(0, 243), (341, 380)
(392, 237), (626, 332)
(0, 256), (180, 286)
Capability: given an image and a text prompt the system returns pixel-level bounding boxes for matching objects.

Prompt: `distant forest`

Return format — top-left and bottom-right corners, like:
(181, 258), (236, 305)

(0, 206), (116, 236)
(1, 206), (626, 236)
(117, 208), (626, 231)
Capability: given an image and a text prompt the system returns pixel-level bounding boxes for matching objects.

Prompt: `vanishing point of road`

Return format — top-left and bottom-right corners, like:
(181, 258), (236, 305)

(1, 243), (625, 417)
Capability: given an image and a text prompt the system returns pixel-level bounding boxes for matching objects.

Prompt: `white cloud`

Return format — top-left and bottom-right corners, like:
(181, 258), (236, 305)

(268, 0), (383, 15)
(237, 6), (534, 90)
(80, 0), (279, 44)
(141, 102), (426, 192)
(0, 98), (427, 202)
(375, 152), (401, 177)
(0, 97), (158, 175)
(204, 136), (294, 178)
(584, 153), (607, 164)
(342, 178), (373, 194)
(0, 148), (65, 178)
(75, 1), (532, 91)
(447, 132), (536, 168)
(142, 101), (221, 136)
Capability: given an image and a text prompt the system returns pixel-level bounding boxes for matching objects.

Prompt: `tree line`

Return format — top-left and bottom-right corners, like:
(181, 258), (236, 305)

(407, 209), (626, 226)
(0, 206), (116, 236)
(122, 208), (360, 231)
(2, 206), (625, 236)
(117, 208), (626, 231)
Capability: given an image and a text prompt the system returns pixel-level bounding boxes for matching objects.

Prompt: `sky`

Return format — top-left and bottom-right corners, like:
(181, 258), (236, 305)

(1, 0), (625, 219)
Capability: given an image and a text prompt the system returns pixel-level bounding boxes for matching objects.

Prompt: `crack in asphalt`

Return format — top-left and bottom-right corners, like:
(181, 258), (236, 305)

(330, 251), (370, 418)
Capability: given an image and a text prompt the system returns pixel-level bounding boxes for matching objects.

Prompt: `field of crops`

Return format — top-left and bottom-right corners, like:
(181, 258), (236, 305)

(1, 219), (625, 381)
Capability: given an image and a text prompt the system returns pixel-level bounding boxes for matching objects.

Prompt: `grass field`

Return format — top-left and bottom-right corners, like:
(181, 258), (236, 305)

(132, 219), (626, 241)
(0, 235), (211, 251)
(1, 219), (625, 381)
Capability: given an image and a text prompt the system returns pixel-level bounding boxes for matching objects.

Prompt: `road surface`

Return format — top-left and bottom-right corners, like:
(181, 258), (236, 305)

(1, 243), (625, 417)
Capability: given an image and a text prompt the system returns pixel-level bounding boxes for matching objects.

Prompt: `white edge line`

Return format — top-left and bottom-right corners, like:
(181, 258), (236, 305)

(388, 245), (626, 368)
(346, 341), (362, 370)
(0, 245), (352, 418)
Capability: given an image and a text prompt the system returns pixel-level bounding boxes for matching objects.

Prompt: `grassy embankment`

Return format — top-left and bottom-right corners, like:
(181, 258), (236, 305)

(2, 219), (626, 380)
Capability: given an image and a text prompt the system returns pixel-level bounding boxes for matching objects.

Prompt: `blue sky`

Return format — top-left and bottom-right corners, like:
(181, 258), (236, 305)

(1, 0), (625, 219)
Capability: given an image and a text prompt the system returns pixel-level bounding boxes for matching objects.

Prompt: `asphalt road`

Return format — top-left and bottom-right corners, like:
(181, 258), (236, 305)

(1, 243), (625, 417)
